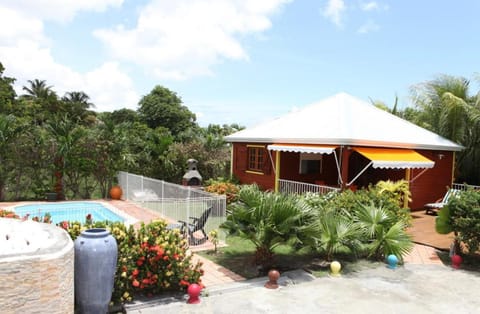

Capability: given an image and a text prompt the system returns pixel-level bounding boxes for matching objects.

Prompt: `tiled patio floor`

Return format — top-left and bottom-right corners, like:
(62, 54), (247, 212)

(407, 210), (454, 250)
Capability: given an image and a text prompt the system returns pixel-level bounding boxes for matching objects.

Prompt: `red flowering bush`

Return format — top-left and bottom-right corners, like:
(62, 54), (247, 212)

(0, 209), (19, 219)
(128, 221), (203, 295)
(61, 220), (203, 304)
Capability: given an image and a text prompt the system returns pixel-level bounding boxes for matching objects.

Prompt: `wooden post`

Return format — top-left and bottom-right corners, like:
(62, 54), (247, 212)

(404, 168), (411, 208)
(274, 151), (280, 192)
(340, 147), (351, 190)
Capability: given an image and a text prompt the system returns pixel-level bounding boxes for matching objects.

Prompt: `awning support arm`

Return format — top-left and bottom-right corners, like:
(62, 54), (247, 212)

(333, 151), (343, 185)
(410, 168), (429, 183)
(268, 149), (276, 176)
(346, 161), (373, 187)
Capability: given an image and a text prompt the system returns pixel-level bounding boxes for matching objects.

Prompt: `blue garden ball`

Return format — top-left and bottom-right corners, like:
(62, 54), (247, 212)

(387, 254), (398, 269)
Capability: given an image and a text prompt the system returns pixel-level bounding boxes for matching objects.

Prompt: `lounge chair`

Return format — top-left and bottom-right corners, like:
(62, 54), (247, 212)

(179, 207), (213, 245)
(425, 189), (459, 215)
(131, 189), (159, 202)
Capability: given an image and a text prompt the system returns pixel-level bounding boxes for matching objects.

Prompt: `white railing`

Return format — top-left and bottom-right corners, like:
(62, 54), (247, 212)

(118, 171), (227, 244)
(279, 179), (340, 195)
(452, 183), (480, 191)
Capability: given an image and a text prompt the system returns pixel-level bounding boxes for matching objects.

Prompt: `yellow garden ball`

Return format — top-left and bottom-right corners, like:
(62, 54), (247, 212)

(330, 261), (341, 276)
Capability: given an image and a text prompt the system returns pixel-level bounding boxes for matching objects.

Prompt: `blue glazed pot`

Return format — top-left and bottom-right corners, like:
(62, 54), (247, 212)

(74, 228), (118, 314)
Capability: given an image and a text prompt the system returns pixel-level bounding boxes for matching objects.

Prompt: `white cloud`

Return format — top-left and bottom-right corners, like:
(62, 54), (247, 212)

(361, 1), (379, 11)
(1, 0), (123, 23)
(94, 0), (291, 80)
(322, 0), (346, 26)
(0, 2), (137, 112)
(83, 62), (139, 112)
(357, 20), (380, 34)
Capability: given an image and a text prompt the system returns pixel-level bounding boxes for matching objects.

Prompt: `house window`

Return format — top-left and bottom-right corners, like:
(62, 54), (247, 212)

(299, 153), (322, 174)
(248, 146), (264, 172)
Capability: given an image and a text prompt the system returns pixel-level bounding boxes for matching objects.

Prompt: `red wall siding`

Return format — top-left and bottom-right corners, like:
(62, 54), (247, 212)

(231, 143), (276, 190)
(409, 150), (454, 210)
(231, 143), (455, 210)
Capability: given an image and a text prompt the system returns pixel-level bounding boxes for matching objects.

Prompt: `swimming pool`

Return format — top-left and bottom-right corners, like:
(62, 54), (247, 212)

(13, 201), (133, 224)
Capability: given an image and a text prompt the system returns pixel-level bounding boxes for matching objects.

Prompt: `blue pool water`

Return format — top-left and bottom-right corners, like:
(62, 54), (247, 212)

(14, 202), (125, 224)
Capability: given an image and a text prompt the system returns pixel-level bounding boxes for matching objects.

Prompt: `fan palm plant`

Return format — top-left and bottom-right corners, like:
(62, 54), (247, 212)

(308, 208), (363, 261)
(221, 184), (313, 269)
(355, 203), (413, 260)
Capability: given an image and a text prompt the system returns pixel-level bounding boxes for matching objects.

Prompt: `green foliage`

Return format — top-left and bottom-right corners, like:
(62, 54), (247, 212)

(410, 74), (480, 184)
(0, 63), (234, 200)
(316, 183), (412, 227)
(354, 203), (413, 260)
(221, 184), (313, 269)
(205, 180), (239, 204)
(58, 219), (203, 304)
(308, 207), (363, 261)
(300, 188), (413, 261)
(435, 205), (453, 234)
(439, 189), (480, 254)
(0, 62), (16, 114)
(138, 85), (197, 139)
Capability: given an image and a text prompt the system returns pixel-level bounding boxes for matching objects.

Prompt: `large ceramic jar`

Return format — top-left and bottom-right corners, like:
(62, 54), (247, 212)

(74, 228), (118, 314)
(109, 185), (123, 200)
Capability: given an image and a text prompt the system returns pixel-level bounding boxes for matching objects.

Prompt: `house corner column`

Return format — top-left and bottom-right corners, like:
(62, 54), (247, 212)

(340, 147), (351, 190)
(404, 168), (411, 208)
(274, 151), (280, 192)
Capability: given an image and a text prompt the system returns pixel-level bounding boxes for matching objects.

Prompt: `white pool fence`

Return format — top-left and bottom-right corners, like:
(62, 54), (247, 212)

(117, 171), (227, 244)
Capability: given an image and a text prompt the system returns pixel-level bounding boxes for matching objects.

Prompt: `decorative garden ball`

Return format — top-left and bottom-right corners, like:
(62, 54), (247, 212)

(265, 269), (280, 289)
(330, 261), (341, 276)
(387, 254), (398, 269)
(451, 254), (463, 269)
(187, 283), (202, 304)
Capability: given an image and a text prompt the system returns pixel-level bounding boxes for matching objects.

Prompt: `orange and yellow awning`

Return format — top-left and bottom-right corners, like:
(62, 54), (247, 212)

(353, 147), (434, 169)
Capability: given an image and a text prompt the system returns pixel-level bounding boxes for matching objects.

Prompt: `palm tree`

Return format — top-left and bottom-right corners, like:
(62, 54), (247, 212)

(62, 91), (96, 123)
(22, 79), (54, 99)
(411, 75), (480, 183)
(21, 79), (61, 124)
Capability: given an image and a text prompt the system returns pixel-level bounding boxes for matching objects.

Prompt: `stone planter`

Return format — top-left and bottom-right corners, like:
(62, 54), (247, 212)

(74, 228), (118, 314)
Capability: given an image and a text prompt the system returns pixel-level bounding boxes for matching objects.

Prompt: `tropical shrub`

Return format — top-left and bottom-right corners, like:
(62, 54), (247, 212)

(354, 203), (413, 260)
(130, 221), (203, 294)
(306, 206), (363, 261)
(301, 188), (413, 261)
(59, 218), (203, 304)
(0, 208), (19, 218)
(205, 179), (239, 204)
(436, 189), (480, 254)
(325, 184), (412, 226)
(221, 184), (313, 270)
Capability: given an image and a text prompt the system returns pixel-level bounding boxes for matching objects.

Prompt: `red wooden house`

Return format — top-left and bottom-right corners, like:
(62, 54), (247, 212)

(225, 93), (463, 210)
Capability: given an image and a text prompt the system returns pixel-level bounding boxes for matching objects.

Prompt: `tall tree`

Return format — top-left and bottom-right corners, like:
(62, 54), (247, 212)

(0, 62), (16, 114)
(21, 79), (62, 124)
(62, 91), (96, 124)
(138, 86), (197, 138)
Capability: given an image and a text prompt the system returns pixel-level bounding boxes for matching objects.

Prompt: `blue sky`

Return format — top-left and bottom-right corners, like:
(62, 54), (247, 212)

(1, 0), (479, 127)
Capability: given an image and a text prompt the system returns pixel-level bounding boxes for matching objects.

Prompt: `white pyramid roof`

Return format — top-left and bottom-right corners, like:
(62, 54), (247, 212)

(225, 92), (463, 151)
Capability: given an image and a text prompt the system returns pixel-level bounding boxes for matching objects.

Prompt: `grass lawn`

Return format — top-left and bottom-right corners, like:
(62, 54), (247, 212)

(198, 236), (365, 279)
